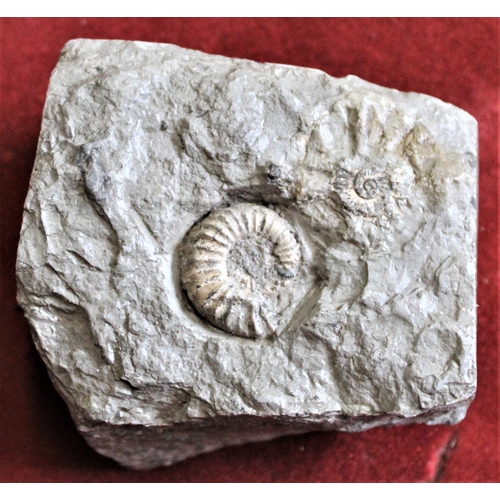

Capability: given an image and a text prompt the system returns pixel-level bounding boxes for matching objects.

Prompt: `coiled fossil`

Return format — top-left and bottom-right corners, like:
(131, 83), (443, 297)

(335, 165), (391, 216)
(180, 204), (301, 339)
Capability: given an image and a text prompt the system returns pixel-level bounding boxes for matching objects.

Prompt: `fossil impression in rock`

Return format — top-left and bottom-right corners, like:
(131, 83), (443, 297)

(16, 39), (478, 470)
(181, 204), (301, 339)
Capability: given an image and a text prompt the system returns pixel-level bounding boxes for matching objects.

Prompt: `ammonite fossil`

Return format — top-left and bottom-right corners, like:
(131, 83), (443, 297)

(334, 157), (395, 215)
(180, 204), (301, 339)
(335, 166), (391, 215)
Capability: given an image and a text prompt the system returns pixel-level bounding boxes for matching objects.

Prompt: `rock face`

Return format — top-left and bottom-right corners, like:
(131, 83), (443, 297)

(16, 39), (478, 469)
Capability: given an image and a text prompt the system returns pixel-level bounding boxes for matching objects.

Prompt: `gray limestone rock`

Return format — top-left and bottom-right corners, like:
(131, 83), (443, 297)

(16, 39), (478, 469)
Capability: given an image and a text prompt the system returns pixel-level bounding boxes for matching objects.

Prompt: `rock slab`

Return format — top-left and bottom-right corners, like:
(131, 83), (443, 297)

(16, 39), (478, 469)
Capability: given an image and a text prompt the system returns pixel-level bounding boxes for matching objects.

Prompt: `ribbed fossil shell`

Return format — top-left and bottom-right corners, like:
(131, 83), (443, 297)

(335, 166), (391, 215)
(180, 204), (301, 339)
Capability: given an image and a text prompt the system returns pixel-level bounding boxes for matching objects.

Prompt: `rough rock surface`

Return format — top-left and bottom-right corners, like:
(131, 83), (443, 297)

(16, 39), (478, 469)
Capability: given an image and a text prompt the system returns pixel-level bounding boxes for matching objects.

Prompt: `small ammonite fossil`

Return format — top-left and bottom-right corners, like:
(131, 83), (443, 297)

(334, 164), (391, 216)
(180, 204), (301, 339)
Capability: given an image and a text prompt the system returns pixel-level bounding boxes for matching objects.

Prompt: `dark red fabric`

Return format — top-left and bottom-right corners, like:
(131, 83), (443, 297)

(0, 18), (498, 482)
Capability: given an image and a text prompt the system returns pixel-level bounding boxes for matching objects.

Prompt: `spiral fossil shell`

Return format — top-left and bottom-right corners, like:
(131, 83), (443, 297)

(334, 163), (393, 216)
(180, 204), (301, 339)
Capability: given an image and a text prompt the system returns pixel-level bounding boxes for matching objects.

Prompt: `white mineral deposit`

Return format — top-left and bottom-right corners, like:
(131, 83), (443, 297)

(16, 39), (478, 469)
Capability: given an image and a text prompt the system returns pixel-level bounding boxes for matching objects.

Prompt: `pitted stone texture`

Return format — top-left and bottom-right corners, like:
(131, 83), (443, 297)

(16, 39), (477, 469)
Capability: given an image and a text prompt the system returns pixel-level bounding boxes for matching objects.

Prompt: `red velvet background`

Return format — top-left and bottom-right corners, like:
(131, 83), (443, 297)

(0, 18), (498, 483)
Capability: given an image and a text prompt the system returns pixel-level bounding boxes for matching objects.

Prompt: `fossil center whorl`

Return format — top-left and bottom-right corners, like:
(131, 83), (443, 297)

(334, 161), (395, 216)
(180, 204), (302, 339)
(354, 169), (384, 200)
